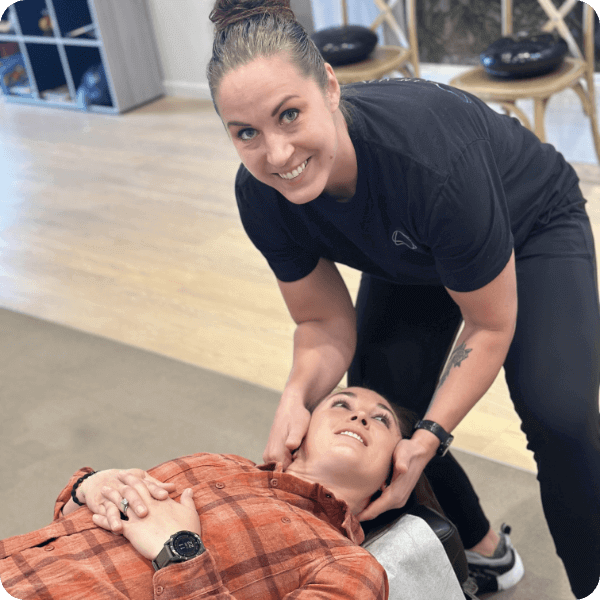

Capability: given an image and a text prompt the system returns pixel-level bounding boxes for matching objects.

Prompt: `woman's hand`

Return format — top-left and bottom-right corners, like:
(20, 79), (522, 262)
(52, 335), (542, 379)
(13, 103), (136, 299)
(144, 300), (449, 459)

(356, 436), (436, 522)
(94, 486), (201, 562)
(263, 397), (311, 469)
(76, 469), (176, 533)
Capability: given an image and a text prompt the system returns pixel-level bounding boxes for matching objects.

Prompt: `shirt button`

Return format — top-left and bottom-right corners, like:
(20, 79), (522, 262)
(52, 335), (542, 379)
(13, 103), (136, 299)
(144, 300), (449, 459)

(156, 586), (164, 595)
(281, 517), (291, 524)
(44, 545), (55, 552)
(215, 482), (225, 489)
(270, 479), (278, 487)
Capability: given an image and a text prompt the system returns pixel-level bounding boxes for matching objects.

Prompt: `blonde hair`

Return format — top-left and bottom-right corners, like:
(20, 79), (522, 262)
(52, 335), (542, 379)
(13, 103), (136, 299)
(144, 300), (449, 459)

(207, 0), (353, 123)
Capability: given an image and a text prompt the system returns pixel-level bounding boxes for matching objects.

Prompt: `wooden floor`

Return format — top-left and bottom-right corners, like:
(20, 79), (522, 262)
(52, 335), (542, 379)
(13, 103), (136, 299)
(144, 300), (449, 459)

(2, 95), (600, 472)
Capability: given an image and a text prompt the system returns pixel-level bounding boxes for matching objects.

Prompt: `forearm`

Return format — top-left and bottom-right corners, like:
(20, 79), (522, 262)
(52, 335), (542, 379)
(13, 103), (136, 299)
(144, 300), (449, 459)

(62, 497), (80, 516)
(53, 467), (95, 520)
(416, 321), (515, 453)
(283, 314), (356, 408)
(62, 471), (100, 517)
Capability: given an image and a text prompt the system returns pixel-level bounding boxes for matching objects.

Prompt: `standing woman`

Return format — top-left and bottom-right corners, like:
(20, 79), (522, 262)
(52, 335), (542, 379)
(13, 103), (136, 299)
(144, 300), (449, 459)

(207, 1), (600, 597)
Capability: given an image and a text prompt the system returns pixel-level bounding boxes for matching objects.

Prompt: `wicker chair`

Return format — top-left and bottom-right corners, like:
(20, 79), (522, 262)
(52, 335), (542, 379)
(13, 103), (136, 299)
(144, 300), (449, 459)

(330, 0), (420, 84)
(449, 0), (600, 163)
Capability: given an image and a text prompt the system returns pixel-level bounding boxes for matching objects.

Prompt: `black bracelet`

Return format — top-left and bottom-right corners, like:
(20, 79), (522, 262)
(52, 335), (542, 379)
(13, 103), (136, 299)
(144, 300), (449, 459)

(71, 471), (97, 506)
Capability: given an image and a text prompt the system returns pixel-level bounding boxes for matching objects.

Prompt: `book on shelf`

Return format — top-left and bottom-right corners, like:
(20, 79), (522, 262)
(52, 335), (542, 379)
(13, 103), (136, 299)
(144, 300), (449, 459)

(0, 20), (13, 34)
(42, 85), (71, 102)
(9, 85), (31, 95)
(66, 24), (97, 39)
(0, 42), (19, 60)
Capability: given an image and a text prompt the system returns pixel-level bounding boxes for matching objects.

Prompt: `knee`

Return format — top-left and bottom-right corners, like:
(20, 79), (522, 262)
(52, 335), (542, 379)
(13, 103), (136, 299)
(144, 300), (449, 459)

(509, 372), (597, 436)
(522, 409), (599, 478)
(513, 390), (598, 461)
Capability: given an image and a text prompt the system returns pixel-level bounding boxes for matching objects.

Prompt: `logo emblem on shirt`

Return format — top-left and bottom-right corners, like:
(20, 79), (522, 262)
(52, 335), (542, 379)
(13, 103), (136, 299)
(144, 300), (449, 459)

(392, 230), (417, 250)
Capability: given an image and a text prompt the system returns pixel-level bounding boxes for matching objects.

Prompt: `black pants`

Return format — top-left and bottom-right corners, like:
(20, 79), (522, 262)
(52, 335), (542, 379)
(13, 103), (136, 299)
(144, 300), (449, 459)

(348, 202), (600, 599)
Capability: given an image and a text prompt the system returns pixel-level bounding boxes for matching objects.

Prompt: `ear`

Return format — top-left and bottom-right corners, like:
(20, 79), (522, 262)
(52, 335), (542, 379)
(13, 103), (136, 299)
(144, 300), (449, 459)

(323, 63), (341, 113)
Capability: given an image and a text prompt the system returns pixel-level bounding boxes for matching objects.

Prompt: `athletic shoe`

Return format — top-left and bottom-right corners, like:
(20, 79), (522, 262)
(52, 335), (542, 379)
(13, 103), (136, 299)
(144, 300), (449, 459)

(465, 524), (525, 595)
(461, 575), (480, 599)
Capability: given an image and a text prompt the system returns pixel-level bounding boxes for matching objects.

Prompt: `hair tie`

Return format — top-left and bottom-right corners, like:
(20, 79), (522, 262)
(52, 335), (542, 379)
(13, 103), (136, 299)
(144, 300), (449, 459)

(71, 470), (97, 506)
(211, 0), (295, 32)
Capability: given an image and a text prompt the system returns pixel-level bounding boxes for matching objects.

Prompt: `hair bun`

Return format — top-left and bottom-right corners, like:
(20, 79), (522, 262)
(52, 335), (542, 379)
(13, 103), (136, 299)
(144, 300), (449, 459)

(210, 0), (295, 32)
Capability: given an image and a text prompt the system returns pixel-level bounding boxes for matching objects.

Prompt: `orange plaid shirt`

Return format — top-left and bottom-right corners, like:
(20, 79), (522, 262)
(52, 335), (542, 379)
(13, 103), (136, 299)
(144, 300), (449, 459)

(0, 453), (388, 599)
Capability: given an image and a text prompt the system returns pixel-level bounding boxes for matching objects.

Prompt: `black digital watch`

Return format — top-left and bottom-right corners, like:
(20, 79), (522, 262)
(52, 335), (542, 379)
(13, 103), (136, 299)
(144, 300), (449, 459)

(152, 530), (205, 571)
(413, 420), (454, 457)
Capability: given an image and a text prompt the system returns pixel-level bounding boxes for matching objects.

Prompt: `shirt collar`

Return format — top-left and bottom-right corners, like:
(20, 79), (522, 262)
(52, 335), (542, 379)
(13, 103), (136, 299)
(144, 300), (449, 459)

(257, 462), (365, 545)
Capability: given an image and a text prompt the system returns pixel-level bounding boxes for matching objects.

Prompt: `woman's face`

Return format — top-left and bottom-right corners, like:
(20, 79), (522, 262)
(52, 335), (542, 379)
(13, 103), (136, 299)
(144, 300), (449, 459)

(305, 387), (402, 492)
(216, 54), (345, 205)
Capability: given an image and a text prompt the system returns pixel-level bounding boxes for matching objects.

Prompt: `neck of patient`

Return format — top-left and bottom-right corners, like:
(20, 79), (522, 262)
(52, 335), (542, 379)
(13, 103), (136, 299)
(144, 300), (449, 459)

(285, 457), (377, 515)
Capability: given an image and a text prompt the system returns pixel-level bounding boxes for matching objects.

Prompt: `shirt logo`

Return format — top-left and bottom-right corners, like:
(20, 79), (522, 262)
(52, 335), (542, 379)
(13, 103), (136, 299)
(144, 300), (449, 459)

(392, 230), (417, 250)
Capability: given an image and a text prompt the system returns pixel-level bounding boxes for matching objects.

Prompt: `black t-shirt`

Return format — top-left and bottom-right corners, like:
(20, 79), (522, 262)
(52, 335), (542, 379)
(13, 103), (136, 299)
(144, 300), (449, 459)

(235, 78), (582, 292)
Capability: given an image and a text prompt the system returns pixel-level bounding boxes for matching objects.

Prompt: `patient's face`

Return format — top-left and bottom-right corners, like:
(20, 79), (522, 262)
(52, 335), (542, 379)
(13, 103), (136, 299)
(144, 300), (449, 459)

(306, 387), (402, 490)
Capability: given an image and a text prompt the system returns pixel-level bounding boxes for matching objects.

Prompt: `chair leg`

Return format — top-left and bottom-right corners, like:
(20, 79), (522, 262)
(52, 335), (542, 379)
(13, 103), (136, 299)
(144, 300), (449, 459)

(586, 97), (600, 165)
(571, 81), (600, 164)
(572, 82), (591, 117)
(533, 97), (548, 143)
(583, 80), (600, 165)
(397, 65), (413, 78)
(497, 101), (532, 131)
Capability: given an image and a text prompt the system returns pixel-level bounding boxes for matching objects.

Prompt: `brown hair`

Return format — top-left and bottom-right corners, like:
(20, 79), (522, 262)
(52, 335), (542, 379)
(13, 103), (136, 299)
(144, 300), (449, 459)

(207, 0), (354, 123)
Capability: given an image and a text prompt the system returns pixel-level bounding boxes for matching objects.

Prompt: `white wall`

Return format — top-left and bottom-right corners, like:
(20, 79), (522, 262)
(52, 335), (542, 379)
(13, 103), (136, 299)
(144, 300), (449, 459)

(142, 0), (379, 100)
(146, 0), (213, 99)
(144, 0), (313, 100)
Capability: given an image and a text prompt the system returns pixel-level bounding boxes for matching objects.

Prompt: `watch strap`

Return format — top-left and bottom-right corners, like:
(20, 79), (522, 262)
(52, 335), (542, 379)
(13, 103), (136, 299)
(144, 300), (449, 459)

(413, 420), (454, 457)
(152, 543), (177, 571)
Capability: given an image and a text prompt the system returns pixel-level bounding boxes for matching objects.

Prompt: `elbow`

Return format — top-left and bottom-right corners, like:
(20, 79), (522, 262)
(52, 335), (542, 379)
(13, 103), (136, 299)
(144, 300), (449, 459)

(295, 310), (357, 365)
(323, 310), (358, 359)
(463, 307), (517, 351)
(506, 299), (518, 341)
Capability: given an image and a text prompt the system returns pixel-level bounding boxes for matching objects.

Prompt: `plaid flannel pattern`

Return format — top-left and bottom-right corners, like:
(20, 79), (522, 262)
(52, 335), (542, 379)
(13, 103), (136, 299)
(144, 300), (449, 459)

(0, 453), (388, 599)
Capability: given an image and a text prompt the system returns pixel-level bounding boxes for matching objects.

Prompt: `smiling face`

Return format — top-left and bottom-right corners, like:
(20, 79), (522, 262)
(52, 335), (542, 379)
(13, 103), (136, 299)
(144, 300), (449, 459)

(216, 54), (355, 204)
(299, 387), (402, 494)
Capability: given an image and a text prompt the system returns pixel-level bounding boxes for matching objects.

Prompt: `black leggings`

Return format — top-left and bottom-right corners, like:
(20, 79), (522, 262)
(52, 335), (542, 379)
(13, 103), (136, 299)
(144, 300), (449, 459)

(348, 203), (600, 599)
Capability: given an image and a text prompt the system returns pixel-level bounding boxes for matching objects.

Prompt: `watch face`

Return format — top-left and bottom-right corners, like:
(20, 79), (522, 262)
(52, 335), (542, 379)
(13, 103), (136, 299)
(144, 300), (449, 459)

(173, 532), (202, 558)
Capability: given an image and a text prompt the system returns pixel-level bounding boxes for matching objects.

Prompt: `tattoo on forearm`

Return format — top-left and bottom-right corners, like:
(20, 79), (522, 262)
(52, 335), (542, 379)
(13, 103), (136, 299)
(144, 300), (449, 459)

(436, 342), (472, 390)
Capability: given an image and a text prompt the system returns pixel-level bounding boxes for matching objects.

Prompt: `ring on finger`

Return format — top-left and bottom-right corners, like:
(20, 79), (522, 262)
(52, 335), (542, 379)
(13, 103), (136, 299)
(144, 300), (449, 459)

(120, 498), (129, 516)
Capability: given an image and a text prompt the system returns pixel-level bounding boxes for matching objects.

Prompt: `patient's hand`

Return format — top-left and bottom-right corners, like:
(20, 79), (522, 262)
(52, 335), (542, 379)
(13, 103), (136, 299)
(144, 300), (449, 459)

(76, 469), (176, 533)
(94, 486), (202, 562)
(263, 395), (311, 469)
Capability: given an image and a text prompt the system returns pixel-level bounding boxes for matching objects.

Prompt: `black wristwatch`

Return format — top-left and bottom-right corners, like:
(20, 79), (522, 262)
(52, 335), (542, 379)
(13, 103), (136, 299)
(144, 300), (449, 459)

(152, 531), (205, 571)
(413, 420), (454, 457)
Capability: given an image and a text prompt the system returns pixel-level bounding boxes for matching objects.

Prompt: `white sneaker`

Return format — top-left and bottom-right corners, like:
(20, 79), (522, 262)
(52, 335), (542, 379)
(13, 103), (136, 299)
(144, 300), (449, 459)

(465, 524), (525, 594)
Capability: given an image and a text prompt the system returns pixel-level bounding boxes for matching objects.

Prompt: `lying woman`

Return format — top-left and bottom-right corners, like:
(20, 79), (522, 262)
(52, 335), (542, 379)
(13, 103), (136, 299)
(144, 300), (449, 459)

(0, 387), (465, 600)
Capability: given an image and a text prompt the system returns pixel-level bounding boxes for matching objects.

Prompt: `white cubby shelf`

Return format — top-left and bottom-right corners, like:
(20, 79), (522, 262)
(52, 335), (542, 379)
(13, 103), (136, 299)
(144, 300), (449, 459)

(0, 0), (164, 114)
